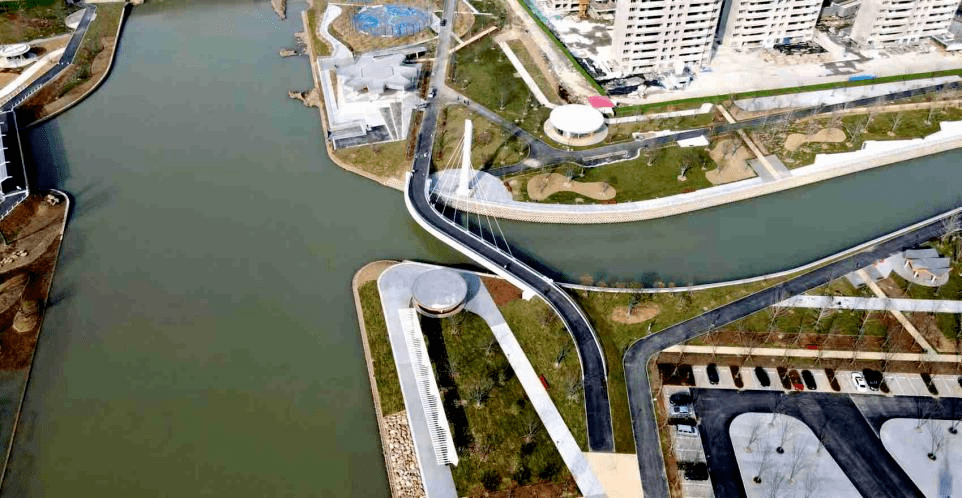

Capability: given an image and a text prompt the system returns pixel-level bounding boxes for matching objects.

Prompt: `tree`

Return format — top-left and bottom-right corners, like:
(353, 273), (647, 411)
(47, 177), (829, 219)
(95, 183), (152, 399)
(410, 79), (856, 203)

(565, 375), (583, 400)
(521, 415), (541, 444)
(776, 416), (795, 454)
(754, 445), (773, 484)
(745, 419), (764, 453)
(787, 441), (810, 483)
(554, 342), (572, 368)
(802, 462), (821, 498)
(928, 422), (945, 460)
(890, 112), (904, 134)
(766, 472), (786, 498)
(468, 380), (494, 407)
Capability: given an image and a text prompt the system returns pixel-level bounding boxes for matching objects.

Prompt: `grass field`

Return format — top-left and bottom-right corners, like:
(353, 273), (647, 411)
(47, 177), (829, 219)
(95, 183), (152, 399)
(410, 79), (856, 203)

(358, 282), (404, 415)
(449, 37), (552, 137)
(433, 106), (529, 171)
(512, 145), (714, 205)
(0, 0), (71, 45)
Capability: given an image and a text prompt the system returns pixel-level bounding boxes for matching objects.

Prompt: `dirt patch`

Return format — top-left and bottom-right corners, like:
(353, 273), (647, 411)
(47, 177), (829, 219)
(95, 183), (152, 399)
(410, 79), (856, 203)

(526, 173), (615, 201)
(0, 193), (67, 370)
(784, 127), (845, 152)
(611, 303), (660, 324)
(706, 138), (755, 185)
(875, 277), (958, 353)
(482, 276), (522, 305)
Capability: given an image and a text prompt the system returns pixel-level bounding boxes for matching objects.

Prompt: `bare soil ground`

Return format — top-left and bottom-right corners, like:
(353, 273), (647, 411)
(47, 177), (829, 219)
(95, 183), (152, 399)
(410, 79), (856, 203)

(0, 193), (67, 370)
(784, 127), (845, 152)
(481, 276), (521, 306)
(526, 173), (615, 201)
(611, 303), (660, 324)
(706, 138), (755, 185)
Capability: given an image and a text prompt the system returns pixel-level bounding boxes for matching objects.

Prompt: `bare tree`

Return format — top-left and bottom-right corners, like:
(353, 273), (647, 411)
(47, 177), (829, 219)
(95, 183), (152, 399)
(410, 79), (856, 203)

(766, 472), (787, 498)
(565, 375), (583, 400)
(745, 419), (764, 453)
(890, 112), (904, 134)
(802, 461), (821, 498)
(521, 415), (541, 444)
(483, 337), (499, 357)
(754, 445), (773, 484)
(776, 416), (795, 454)
(928, 422), (945, 460)
(787, 441), (810, 483)
(554, 342), (572, 368)
(468, 379), (494, 407)
(941, 212), (961, 244)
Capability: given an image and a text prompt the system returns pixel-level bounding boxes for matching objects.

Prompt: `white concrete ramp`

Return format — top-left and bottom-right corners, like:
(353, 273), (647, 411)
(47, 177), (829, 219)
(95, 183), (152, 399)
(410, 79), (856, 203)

(779, 295), (962, 313)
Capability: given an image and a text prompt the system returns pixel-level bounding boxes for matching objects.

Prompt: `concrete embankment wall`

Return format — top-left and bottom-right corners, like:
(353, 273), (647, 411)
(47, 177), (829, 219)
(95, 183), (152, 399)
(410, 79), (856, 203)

(447, 132), (962, 224)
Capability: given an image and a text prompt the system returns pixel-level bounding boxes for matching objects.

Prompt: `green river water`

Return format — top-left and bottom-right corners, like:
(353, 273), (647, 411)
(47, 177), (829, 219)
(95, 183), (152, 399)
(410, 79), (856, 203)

(3, 0), (961, 495)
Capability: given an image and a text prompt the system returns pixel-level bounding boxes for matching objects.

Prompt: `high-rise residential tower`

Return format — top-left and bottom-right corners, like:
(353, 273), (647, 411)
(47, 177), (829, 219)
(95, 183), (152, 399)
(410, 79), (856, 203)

(610, 0), (725, 78)
(851, 0), (958, 47)
(717, 0), (824, 49)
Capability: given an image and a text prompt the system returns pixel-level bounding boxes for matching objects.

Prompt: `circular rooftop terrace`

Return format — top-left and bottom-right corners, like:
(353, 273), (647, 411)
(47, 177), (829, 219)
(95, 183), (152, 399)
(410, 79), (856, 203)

(544, 104), (608, 146)
(411, 269), (468, 318)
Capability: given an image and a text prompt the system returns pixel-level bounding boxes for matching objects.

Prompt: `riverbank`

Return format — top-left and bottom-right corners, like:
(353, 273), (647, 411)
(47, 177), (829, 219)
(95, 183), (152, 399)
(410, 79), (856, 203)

(0, 192), (69, 488)
(301, 5), (407, 191)
(17, 3), (128, 127)
(441, 122), (962, 223)
(351, 261), (424, 498)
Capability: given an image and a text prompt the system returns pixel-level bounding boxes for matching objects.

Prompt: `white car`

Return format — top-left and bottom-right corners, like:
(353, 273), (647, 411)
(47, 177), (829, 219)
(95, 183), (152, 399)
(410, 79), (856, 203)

(851, 372), (869, 392)
(676, 424), (698, 437)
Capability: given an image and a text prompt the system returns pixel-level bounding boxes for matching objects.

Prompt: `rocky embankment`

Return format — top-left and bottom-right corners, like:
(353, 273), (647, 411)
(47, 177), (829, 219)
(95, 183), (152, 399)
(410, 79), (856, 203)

(271, 0), (287, 20)
(382, 412), (425, 498)
(288, 88), (320, 108)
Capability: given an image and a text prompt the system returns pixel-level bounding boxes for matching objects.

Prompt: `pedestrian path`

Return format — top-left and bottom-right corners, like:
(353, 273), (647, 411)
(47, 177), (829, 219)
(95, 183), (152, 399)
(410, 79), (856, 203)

(858, 269), (935, 354)
(717, 104), (787, 180)
(379, 263), (606, 498)
(779, 294), (962, 313)
(496, 39), (556, 108)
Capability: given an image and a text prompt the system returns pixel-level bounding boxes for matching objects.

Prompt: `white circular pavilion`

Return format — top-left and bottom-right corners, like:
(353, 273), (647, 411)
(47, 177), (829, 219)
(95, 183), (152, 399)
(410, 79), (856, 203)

(0, 44), (36, 69)
(411, 269), (468, 318)
(543, 104), (608, 146)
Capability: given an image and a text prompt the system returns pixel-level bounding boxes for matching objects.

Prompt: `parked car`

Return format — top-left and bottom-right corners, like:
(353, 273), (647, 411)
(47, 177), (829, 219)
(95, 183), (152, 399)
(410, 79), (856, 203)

(825, 368), (841, 392)
(730, 365), (744, 388)
(851, 372), (869, 392)
(675, 424), (698, 437)
(754, 367), (771, 387)
(788, 369), (804, 391)
(669, 403), (693, 418)
(921, 373), (939, 396)
(680, 462), (709, 481)
(801, 370), (817, 390)
(706, 363), (720, 385)
(669, 392), (692, 406)
(440, 18), (447, 26)
(777, 367), (792, 389)
(862, 369), (883, 391)
(958, 375), (962, 389)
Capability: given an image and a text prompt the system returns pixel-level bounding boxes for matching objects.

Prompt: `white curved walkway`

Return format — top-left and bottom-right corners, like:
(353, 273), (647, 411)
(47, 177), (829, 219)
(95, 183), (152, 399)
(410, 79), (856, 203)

(779, 295), (962, 313)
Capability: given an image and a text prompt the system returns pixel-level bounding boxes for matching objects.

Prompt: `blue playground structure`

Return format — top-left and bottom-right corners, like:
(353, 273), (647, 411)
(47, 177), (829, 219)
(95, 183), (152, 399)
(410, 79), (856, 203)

(353, 4), (432, 38)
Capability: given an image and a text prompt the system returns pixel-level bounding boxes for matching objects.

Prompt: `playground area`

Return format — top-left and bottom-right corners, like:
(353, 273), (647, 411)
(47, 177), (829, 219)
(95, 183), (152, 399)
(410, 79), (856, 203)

(353, 4), (432, 38)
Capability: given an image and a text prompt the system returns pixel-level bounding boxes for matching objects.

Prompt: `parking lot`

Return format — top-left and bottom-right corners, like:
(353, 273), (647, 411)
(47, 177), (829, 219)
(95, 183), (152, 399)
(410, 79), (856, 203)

(687, 363), (962, 398)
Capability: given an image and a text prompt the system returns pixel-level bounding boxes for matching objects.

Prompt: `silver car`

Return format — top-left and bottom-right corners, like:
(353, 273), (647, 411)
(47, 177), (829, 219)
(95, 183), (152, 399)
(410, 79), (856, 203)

(851, 372), (869, 392)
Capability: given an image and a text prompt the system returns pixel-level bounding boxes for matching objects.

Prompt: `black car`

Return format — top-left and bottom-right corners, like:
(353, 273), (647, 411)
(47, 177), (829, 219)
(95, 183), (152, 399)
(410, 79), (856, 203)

(958, 376), (962, 389)
(669, 392), (692, 406)
(862, 368), (883, 391)
(754, 367), (771, 387)
(706, 363), (720, 385)
(801, 370), (817, 390)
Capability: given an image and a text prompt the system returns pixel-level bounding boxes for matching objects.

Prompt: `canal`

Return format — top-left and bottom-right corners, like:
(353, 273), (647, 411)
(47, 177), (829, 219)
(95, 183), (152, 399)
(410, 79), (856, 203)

(4, 0), (962, 495)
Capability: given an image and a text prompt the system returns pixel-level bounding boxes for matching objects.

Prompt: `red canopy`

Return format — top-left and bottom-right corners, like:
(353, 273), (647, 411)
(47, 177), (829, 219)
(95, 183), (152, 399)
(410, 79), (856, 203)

(587, 96), (615, 109)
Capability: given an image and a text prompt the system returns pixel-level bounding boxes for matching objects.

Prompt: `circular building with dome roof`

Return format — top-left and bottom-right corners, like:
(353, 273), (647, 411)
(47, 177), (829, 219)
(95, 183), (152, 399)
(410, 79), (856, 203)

(543, 104), (608, 146)
(411, 269), (468, 318)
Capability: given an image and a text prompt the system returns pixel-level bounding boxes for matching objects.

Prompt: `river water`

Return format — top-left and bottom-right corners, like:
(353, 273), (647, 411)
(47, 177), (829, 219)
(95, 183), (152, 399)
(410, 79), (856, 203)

(3, 0), (961, 496)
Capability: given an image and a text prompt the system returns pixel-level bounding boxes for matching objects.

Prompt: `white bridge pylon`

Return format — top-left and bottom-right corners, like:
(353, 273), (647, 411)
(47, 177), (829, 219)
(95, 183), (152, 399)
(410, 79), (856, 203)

(455, 119), (473, 198)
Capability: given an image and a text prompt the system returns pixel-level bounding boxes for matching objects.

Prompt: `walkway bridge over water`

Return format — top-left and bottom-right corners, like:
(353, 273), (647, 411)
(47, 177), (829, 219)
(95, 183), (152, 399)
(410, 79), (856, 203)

(402, 0), (615, 454)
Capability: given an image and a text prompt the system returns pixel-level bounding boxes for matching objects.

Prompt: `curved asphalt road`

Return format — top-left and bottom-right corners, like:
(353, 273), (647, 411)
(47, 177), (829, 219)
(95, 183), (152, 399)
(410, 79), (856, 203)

(624, 212), (954, 498)
(405, 0), (614, 451)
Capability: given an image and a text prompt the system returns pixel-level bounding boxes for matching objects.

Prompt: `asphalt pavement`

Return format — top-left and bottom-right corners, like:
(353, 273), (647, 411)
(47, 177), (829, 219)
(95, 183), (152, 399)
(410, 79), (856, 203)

(692, 389), (924, 498)
(623, 212), (955, 498)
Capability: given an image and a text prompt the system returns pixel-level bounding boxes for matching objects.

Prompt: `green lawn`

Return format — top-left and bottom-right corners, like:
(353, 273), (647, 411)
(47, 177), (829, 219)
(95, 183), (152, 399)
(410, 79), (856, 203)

(449, 37), (552, 137)
(358, 282), (405, 415)
(570, 278), (785, 452)
(0, 0), (72, 44)
(506, 39), (561, 105)
(433, 313), (576, 495)
(500, 297), (587, 450)
(513, 145), (714, 204)
(56, 2), (124, 98)
(305, 0), (330, 57)
(434, 106), (529, 171)
(757, 106), (962, 168)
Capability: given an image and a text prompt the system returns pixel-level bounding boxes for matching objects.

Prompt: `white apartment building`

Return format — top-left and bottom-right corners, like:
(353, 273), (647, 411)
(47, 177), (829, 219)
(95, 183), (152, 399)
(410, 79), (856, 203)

(851, 0), (958, 47)
(717, 0), (824, 49)
(610, 0), (724, 78)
